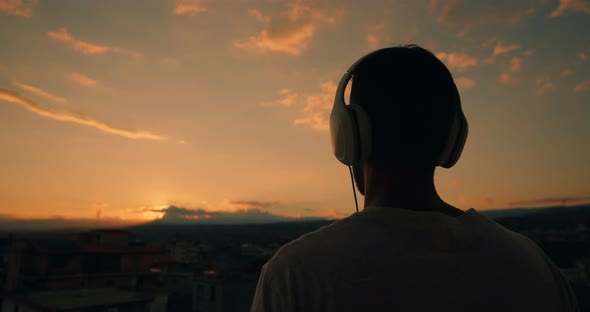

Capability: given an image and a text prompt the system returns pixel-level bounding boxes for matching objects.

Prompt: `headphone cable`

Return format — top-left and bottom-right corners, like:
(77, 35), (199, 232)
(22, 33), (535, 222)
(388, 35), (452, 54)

(348, 166), (359, 213)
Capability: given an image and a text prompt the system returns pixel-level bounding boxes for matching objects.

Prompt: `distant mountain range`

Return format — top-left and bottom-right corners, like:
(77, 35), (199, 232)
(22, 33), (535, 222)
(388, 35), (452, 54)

(0, 204), (588, 233)
(478, 204), (590, 219)
(148, 205), (325, 225)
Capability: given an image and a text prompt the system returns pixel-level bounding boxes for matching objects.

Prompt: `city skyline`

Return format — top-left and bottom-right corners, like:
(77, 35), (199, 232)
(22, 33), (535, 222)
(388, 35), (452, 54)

(1, 0), (589, 226)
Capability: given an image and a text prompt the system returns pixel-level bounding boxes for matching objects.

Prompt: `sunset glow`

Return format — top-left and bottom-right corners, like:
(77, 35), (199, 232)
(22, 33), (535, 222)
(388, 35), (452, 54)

(0, 0), (589, 226)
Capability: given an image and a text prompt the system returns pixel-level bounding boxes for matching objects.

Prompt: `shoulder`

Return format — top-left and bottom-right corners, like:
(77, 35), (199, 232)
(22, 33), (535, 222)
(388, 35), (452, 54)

(262, 213), (369, 280)
(251, 216), (364, 311)
(470, 212), (579, 310)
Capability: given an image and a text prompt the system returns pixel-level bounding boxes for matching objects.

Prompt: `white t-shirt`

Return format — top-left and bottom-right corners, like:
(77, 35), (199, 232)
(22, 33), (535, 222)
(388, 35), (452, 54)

(251, 207), (579, 312)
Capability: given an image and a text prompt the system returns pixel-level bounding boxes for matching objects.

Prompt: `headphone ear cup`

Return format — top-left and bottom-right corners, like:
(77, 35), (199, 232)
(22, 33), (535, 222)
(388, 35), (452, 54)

(438, 114), (468, 168)
(330, 108), (358, 166)
(348, 104), (372, 162)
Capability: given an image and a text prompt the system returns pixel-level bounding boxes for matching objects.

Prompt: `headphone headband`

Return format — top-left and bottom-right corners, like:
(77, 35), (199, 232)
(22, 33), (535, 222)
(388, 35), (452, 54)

(330, 47), (468, 169)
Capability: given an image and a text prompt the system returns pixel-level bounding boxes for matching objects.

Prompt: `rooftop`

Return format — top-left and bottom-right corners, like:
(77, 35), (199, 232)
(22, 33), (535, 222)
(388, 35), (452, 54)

(3, 288), (162, 310)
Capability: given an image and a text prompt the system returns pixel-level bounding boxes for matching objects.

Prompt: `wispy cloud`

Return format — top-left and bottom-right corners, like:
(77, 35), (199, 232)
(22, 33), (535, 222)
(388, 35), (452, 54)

(248, 8), (271, 24)
(47, 28), (141, 58)
(575, 80), (590, 92)
(234, 0), (341, 55)
(508, 56), (523, 72)
(173, 0), (207, 16)
(0, 0), (38, 18)
(265, 81), (336, 131)
(550, 0), (590, 17)
(482, 40), (522, 64)
(433, 0), (538, 27)
(534, 76), (556, 96)
(480, 196), (495, 207)
(510, 196), (590, 206)
(261, 89), (298, 107)
(0, 89), (166, 141)
(560, 68), (573, 78)
(497, 72), (519, 85)
(294, 80), (336, 131)
(228, 200), (280, 210)
(366, 23), (385, 49)
(435, 51), (478, 70)
(13, 82), (67, 104)
(496, 49), (528, 85)
(454, 77), (476, 91)
(68, 72), (98, 88)
(493, 41), (521, 57)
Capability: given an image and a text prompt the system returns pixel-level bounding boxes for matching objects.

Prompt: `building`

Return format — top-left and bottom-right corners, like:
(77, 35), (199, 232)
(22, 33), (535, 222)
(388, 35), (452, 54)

(1, 287), (167, 312)
(4, 229), (164, 291)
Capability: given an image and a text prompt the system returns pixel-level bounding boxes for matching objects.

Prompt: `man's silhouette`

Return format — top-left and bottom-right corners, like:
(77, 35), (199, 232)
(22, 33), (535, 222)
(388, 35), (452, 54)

(251, 45), (578, 311)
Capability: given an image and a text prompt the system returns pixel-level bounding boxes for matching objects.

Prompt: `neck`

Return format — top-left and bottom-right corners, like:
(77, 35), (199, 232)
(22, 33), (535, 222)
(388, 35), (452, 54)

(362, 163), (462, 216)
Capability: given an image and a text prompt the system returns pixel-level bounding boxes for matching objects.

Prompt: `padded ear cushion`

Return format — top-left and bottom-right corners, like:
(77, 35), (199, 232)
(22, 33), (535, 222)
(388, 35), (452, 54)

(438, 113), (468, 168)
(348, 104), (372, 162)
(444, 114), (468, 168)
(330, 107), (359, 166)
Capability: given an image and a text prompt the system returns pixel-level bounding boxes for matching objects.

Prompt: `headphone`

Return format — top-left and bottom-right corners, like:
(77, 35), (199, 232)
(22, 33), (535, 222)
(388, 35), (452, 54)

(330, 48), (469, 199)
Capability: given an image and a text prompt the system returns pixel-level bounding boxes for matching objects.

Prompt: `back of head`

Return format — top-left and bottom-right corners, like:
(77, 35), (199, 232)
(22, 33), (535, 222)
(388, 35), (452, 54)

(350, 45), (462, 168)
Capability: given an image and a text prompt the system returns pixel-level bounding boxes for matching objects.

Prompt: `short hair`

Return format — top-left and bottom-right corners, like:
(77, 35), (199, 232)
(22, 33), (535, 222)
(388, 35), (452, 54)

(350, 44), (462, 167)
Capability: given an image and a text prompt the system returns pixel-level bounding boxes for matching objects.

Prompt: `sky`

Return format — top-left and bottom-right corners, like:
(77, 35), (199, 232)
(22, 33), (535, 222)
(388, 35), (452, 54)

(0, 0), (589, 226)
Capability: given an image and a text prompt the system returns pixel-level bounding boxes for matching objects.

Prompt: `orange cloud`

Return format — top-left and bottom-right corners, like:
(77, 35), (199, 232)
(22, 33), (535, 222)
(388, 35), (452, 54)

(47, 28), (141, 58)
(497, 72), (518, 85)
(454, 77), (476, 91)
(494, 48), (530, 84)
(234, 0), (340, 55)
(493, 41), (521, 56)
(366, 23), (385, 49)
(173, 0), (207, 16)
(0, 0), (38, 18)
(314, 208), (347, 219)
(560, 68), (573, 78)
(248, 8), (271, 24)
(575, 80), (590, 92)
(262, 89), (299, 107)
(480, 196), (495, 207)
(508, 56), (523, 72)
(510, 196), (590, 206)
(68, 72), (98, 88)
(535, 76), (555, 96)
(483, 40), (523, 64)
(457, 195), (466, 204)
(266, 80), (336, 130)
(579, 51), (588, 61)
(433, 0), (536, 27)
(550, 0), (590, 17)
(13, 82), (67, 104)
(293, 80), (336, 131)
(435, 51), (478, 70)
(0, 89), (166, 141)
